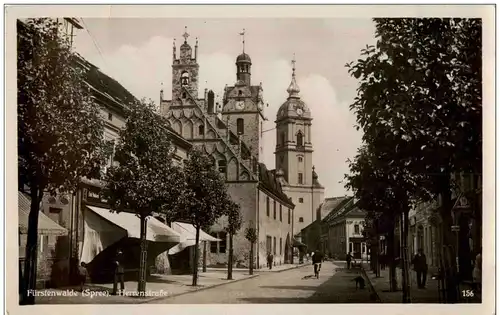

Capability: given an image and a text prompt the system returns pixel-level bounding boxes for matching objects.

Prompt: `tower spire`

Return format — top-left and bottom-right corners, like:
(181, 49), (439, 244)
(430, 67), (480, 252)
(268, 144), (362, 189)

(182, 26), (190, 43)
(239, 28), (246, 53)
(287, 53), (300, 98)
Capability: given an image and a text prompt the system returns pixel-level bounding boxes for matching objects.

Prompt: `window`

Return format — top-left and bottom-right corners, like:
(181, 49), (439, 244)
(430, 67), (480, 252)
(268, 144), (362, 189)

(108, 112), (113, 121)
(280, 132), (286, 145)
(266, 236), (272, 253)
(298, 197), (303, 203)
(299, 217), (304, 223)
(296, 131), (303, 147)
(266, 197), (270, 216)
(298, 156), (303, 163)
(219, 232), (227, 253)
(238, 90), (243, 96)
(288, 209), (291, 224)
(182, 92), (187, 99)
(279, 205), (282, 222)
(273, 201), (276, 219)
(237, 118), (244, 135)
(207, 90), (215, 113)
(298, 173), (303, 185)
(198, 125), (204, 136)
(218, 160), (227, 174)
(354, 224), (360, 235)
(273, 237), (277, 255)
(210, 233), (218, 253)
(280, 238), (283, 255)
(349, 242), (353, 253)
(181, 71), (190, 86)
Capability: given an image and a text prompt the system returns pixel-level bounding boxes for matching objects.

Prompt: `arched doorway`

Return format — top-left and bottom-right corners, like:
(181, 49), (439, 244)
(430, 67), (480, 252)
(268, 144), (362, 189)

(284, 234), (291, 264)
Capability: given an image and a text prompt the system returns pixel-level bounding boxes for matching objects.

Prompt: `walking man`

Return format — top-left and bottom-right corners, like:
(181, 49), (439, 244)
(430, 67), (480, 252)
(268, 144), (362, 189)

(346, 252), (353, 269)
(112, 249), (125, 295)
(312, 250), (324, 279)
(267, 252), (274, 270)
(412, 248), (428, 289)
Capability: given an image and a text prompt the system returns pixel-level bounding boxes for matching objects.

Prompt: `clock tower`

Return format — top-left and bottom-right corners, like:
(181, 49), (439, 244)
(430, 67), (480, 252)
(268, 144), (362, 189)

(275, 56), (324, 238)
(221, 30), (266, 161)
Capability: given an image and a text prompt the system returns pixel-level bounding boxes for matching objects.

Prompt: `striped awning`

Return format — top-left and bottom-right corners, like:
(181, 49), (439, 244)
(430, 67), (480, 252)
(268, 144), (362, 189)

(18, 192), (68, 236)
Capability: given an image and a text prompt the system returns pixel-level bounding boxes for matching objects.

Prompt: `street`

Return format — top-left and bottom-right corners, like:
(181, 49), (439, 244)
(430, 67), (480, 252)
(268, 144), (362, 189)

(149, 261), (377, 304)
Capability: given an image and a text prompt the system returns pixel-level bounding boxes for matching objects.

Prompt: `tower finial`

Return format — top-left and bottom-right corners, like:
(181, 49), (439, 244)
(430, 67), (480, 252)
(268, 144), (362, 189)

(239, 28), (246, 53)
(182, 26), (190, 43)
(287, 53), (300, 98)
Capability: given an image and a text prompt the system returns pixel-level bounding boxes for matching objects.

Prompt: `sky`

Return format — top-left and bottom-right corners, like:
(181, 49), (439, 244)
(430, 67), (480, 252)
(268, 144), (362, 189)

(73, 18), (377, 197)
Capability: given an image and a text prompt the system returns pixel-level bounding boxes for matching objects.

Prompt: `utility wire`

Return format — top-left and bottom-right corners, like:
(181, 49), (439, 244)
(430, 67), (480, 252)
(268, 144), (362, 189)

(80, 18), (108, 70)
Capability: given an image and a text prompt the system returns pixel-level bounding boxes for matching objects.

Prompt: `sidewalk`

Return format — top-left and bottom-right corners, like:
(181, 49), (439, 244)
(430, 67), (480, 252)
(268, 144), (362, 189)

(206, 262), (308, 273)
(35, 271), (257, 304)
(362, 263), (441, 303)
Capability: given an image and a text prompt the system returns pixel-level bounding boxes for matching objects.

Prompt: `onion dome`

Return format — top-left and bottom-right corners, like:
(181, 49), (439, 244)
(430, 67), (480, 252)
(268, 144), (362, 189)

(276, 56), (311, 121)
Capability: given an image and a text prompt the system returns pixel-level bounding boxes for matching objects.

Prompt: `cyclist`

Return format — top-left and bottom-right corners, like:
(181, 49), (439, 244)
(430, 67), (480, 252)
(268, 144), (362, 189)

(312, 250), (324, 279)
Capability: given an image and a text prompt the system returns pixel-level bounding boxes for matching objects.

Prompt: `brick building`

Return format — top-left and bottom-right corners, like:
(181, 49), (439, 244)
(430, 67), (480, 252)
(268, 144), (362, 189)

(159, 29), (297, 268)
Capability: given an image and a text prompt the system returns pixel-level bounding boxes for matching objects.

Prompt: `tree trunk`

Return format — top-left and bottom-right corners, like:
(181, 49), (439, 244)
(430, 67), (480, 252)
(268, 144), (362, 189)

(387, 223), (398, 292)
(20, 186), (43, 305)
(137, 214), (148, 293)
(438, 174), (459, 303)
(401, 210), (411, 303)
(249, 241), (254, 275)
(202, 241), (207, 273)
(227, 233), (234, 280)
(192, 226), (200, 286)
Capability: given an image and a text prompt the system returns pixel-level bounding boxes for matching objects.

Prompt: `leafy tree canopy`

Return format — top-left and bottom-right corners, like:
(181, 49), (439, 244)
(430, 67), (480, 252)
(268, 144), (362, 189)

(103, 99), (184, 217)
(18, 18), (108, 195)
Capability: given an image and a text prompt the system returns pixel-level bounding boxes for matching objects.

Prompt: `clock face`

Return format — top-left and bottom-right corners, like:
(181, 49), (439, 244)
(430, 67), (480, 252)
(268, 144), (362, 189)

(296, 108), (304, 116)
(236, 101), (245, 110)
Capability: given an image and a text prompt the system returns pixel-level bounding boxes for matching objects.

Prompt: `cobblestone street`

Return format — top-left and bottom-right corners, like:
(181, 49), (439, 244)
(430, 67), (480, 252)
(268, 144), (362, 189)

(149, 261), (378, 304)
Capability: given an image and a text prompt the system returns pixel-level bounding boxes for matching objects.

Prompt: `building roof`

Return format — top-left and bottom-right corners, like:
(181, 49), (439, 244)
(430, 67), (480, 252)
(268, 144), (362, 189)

(236, 52), (252, 63)
(258, 163), (294, 208)
(18, 192), (68, 236)
(324, 197), (365, 224)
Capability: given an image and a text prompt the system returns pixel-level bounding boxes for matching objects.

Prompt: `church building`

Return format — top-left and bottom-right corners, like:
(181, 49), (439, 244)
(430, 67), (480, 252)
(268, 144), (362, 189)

(274, 57), (325, 241)
(159, 28), (296, 269)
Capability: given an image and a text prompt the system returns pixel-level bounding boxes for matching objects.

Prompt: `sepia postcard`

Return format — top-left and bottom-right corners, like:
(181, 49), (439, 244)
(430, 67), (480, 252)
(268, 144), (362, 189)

(5, 3), (496, 315)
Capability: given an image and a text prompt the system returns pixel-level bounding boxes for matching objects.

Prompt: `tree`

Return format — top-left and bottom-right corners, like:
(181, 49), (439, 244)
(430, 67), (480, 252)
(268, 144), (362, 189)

(347, 18), (481, 302)
(103, 99), (184, 293)
(225, 201), (242, 280)
(17, 19), (108, 304)
(244, 226), (258, 275)
(165, 149), (230, 286)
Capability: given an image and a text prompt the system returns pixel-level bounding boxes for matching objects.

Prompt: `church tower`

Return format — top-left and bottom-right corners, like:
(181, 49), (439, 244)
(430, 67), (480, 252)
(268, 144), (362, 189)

(221, 29), (266, 161)
(171, 26), (200, 103)
(275, 56), (324, 239)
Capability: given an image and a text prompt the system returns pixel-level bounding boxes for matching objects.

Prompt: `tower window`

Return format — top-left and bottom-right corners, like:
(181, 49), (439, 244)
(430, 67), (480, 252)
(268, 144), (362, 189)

(280, 132), (286, 146)
(207, 90), (215, 113)
(182, 92), (187, 99)
(299, 217), (304, 223)
(299, 197), (304, 203)
(198, 125), (204, 136)
(238, 90), (243, 96)
(237, 118), (244, 135)
(280, 204), (282, 222)
(181, 71), (190, 86)
(108, 112), (113, 121)
(266, 197), (270, 216)
(288, 209), (291, 224)
(273, 201), (276, 219)
(296, 131), (303, 147)
(298, 173), (303, 185)
(218, 160), (227, 174)
(298, 156), (303, 162)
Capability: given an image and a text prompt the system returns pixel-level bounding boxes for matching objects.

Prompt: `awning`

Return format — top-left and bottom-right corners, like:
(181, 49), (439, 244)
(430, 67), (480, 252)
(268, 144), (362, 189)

(168, 222), (220, 255)
(18, 192), (67, 236)
(293, 238), (307, 248)
(86, 205), (182, 243)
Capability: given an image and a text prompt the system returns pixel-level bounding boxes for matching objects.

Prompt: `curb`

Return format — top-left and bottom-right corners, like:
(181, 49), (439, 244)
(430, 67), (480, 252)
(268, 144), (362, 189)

(360, 265), (382, 303)
(136, 274), (260, 304)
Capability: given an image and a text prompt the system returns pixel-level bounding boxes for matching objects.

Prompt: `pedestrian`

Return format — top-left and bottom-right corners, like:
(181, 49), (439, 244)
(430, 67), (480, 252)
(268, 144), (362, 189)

(411, 248), (428, 289)
(346, 252), (352, 269)
(78, 262), (88, 292)
(472, 247), (482, 292)
(267, 252), (274, 270)
(112, 249), (125, 295)
(312, 250), (324, 278)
